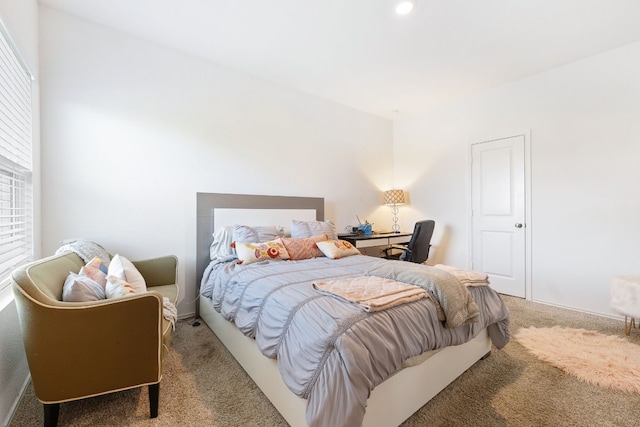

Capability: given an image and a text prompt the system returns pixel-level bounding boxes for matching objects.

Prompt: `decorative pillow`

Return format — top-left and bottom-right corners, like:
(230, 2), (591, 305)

(81, 256), (108, 288)
(105, 275), (137, 299)
(281, 234), (328, 260)
(210, 226), (235, 260)
(316, 240), (361, 259)
(107, 254), (146, 293)
(62, 272), (106, 302)
(233, 225), (284, 244)
(291, 220), (337, 240)
(235, 238), (290, 265)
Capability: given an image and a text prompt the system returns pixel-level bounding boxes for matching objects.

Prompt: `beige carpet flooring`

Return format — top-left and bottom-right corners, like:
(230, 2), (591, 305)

(9, 295), (640, 426)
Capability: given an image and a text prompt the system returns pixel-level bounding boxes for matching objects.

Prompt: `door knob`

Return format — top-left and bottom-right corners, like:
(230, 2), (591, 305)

(515, 223), (523, 228)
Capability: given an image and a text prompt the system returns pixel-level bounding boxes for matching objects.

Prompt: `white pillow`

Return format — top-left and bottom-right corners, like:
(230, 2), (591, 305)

(210, 226), (234, 260)
(105, 275), (136, 299)
(107, 254), (146, 293)
(233, 225), (284, 243)
(316, 240), (361, 259)
(291, 220), (337, 241)
(62, 272), (106, 302)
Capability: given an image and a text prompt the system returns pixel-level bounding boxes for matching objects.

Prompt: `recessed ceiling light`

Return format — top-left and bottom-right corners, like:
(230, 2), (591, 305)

(395, 0), (415, 16)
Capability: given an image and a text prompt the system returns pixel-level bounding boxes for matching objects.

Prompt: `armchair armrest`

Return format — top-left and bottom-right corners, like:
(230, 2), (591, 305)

(133, 255), (178, 288)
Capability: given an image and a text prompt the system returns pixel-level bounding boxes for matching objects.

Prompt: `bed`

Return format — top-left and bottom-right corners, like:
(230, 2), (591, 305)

(196, 193), (510, 427)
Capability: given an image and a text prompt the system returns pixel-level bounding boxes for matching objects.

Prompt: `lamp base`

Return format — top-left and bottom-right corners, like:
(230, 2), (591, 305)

(391, 205), (400, 234)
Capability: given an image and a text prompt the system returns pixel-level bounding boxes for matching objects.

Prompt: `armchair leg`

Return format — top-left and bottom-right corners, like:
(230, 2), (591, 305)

(149, 383), (160, 418)
(43, 403), (59, 427)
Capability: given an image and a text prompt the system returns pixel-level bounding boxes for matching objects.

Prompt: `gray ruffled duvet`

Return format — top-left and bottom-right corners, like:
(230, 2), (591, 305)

(200, 255), (510, 427)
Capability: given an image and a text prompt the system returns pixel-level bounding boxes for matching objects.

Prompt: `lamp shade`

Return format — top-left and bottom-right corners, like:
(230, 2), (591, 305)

(383, 189), (406, 205)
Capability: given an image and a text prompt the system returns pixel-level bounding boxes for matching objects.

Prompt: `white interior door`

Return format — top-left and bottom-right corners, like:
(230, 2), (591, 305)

(471, 135), (526, 297)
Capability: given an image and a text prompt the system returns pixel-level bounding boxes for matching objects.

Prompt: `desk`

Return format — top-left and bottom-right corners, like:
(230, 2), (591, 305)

(338, 232), (412, 249)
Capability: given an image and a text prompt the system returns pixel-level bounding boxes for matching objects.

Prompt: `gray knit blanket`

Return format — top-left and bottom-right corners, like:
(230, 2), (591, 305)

(56, 239), (111, 264)
(365, 260), (480, 328)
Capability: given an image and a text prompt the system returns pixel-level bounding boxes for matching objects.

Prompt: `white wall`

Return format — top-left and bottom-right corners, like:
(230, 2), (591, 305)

(38, 6), (394, 317)
(394, 41), (640, 317)
(0, 1), (38, 425)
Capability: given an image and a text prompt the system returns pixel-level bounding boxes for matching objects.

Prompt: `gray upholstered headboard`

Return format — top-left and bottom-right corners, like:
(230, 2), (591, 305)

(196, 193), (325, 293)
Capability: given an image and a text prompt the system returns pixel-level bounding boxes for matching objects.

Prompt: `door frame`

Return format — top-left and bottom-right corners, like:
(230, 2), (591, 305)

(467, 130), (532, 300)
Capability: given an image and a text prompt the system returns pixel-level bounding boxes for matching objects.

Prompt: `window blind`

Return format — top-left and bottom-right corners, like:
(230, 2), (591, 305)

(0, 23), (33, 291)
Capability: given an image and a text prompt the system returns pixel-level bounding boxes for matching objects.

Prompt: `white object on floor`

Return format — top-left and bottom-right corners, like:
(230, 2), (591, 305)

(610, 275), (640, 335)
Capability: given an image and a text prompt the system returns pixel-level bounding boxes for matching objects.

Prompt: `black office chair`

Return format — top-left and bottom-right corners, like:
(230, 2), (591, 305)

(382, 220), (435, 264)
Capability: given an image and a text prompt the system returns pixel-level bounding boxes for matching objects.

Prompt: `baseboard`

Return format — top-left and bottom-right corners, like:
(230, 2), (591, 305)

(529, 298), (623, 322)
(2, 373), (31, 427)
(178, 311), (196, 320)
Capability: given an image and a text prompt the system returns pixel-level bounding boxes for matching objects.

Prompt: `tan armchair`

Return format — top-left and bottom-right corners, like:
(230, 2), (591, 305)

(11, 252), (179, 427)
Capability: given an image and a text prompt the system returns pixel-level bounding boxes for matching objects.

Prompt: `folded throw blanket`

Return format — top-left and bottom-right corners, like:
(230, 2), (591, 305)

(433, 264), (490, 286)
(366, 260), (479, 328)
(56, 239), (111, 264)
(313, 276), (428, 312)
(163, 297), (178, 330)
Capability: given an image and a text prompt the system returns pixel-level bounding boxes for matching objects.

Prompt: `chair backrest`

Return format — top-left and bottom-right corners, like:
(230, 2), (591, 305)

(12, 252), (85, 304)
(403, 220), (435, 263)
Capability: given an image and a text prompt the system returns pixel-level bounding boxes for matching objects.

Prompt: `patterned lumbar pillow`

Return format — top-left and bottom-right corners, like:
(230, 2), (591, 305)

(235, 238), (290, 265)
(316, 240), (361, 259)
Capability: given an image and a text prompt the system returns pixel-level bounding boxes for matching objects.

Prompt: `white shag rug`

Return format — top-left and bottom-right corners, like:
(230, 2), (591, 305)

(515, 326), (640, 394)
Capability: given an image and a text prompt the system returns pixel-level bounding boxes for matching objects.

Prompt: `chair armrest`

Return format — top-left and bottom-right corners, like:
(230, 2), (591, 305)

(389, 245), (411, 252)
(14, 290), (164, 402)
(133, 255), (178, 288)
(382, 245), (412, 256)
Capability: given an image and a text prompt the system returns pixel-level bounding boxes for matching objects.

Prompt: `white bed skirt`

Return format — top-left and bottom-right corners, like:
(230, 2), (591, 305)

(199, 296), (491, 427)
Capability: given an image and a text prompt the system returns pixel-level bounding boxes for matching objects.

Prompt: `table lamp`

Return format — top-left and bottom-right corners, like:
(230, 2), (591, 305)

(383, 189), (406, 233)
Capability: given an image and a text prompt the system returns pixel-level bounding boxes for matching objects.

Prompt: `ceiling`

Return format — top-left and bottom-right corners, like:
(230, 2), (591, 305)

(39, 0), (640, 119)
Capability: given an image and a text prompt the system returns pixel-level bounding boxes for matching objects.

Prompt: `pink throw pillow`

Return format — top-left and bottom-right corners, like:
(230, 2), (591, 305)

(281, 234), (328, 260)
